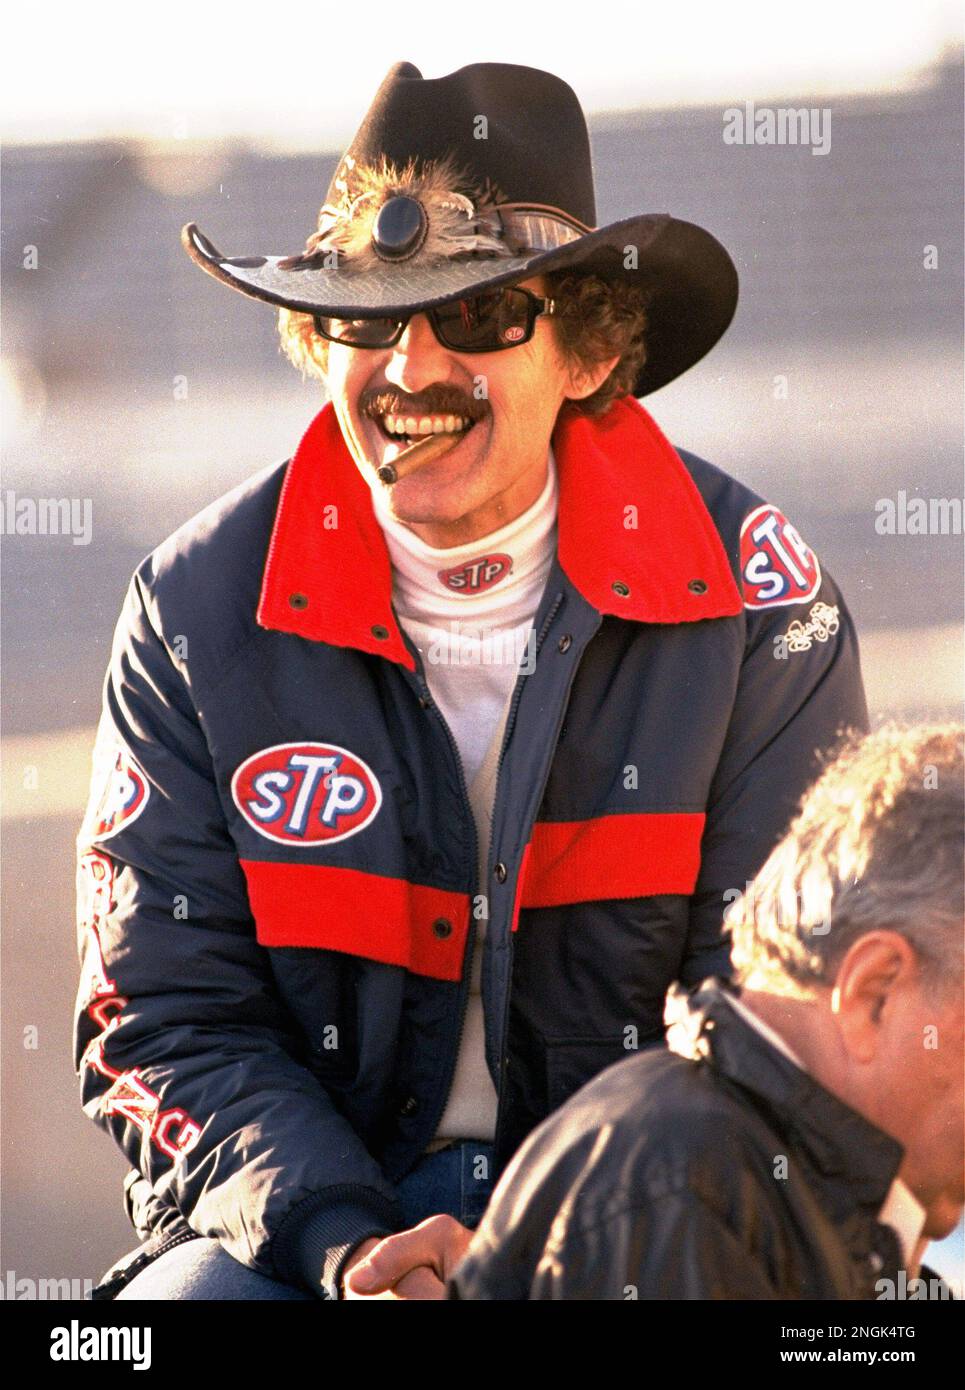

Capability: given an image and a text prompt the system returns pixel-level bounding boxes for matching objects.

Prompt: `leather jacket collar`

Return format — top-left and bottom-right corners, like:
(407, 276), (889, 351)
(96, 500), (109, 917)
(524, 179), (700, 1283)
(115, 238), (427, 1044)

(665, 978), (906, 1228)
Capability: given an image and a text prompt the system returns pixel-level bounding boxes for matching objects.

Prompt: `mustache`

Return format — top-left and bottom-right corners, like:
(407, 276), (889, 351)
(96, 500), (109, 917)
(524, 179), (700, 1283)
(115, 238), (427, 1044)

(361, 387), (489, 423)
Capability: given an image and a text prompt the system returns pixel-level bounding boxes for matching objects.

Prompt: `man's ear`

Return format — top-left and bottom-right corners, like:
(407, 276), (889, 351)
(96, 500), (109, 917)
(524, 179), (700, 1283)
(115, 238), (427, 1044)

(831, 931), (919, 1063)
(564, 353), (620, 402)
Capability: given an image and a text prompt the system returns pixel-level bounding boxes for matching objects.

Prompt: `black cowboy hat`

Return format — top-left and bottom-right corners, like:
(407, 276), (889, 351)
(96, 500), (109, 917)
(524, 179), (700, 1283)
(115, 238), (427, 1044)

(182, 61), (738, 396)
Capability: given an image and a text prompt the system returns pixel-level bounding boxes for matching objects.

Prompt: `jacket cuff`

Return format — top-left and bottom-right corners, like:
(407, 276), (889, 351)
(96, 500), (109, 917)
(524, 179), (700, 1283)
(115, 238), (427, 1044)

(271, 1186), (401, 1300)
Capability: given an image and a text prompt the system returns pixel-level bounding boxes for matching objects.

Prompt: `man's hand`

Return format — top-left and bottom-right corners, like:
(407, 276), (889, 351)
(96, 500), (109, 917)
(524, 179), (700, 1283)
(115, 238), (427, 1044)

(341, 1215), (474, 1299)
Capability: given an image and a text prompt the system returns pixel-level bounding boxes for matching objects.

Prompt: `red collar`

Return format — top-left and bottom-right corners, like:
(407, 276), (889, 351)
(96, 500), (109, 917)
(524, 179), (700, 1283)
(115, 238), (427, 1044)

(257, 397), (742, 671)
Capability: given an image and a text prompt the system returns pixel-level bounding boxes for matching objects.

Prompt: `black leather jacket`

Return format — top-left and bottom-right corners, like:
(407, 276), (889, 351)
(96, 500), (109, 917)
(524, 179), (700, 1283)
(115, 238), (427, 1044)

(449, 979), (920, 1300)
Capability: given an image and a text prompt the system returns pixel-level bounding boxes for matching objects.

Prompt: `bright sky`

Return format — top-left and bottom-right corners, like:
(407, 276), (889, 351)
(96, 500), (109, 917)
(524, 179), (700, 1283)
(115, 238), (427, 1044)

(2, 0), (961, 147)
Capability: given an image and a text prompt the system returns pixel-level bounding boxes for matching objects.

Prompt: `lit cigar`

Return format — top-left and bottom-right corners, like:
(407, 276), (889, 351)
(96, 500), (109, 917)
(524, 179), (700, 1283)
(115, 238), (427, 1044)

(377, 430), (460, 485)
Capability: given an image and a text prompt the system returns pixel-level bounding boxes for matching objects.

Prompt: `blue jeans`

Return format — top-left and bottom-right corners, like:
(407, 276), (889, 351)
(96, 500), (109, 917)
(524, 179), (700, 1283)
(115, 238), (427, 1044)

(105, 1141), (494, 1301)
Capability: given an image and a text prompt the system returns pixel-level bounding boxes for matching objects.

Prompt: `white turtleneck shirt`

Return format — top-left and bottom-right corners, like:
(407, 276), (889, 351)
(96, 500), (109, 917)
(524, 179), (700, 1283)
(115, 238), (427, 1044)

(371, 449), (559, 1145)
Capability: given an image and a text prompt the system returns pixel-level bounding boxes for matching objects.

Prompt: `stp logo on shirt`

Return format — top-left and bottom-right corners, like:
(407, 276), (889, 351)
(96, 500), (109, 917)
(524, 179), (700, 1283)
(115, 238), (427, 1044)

(740, 505), (822, 610)
(438, 553), (512, 594)
(89, 748), (151, 841)
(231, 742), (382, 846)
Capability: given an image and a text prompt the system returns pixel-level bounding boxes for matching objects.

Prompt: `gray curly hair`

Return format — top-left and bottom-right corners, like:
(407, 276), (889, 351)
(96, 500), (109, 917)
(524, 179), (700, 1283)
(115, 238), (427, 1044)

(726, 722), (965, 997)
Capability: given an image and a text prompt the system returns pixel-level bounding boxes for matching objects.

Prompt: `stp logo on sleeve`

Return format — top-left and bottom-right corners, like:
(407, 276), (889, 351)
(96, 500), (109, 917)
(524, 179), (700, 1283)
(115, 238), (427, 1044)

(231, 742), (382, 846)
(740, 505), (822, 610)
(89, 748), (150, 841)
(438, 553), (512, 594)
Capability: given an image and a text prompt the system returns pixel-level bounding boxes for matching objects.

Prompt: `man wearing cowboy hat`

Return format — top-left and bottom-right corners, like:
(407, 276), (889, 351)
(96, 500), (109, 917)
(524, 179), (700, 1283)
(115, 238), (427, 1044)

(75, 61), (867, 1301)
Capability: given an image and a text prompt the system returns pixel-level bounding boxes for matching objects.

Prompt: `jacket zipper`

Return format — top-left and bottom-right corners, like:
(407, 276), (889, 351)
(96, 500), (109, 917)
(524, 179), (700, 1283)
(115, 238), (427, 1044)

(409, 652), (482, 1147)
(405, 588), (574, 1153)
(489, 591), (596, 1162)
(150, 1229), (204, 1257)
(93, 1228), (203, 1299)
(489, 592), (566, 826)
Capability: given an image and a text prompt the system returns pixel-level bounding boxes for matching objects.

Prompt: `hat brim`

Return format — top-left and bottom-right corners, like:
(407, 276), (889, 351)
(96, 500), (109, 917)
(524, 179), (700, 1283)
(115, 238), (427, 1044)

(182, 212), (737, 396)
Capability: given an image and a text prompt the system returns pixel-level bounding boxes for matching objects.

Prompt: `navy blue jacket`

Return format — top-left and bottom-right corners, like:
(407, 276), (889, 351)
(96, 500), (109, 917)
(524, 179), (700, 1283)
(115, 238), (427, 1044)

(74, 395), (867, 1299)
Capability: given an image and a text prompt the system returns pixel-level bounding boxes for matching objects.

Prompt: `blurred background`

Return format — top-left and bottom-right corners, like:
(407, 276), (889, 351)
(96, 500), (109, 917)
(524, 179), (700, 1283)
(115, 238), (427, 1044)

(2, 0), (963, 1292)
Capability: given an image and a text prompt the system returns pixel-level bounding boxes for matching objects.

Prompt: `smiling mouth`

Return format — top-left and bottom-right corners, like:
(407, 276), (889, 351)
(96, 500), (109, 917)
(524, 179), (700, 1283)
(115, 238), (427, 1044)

(374, 412), (479, 446)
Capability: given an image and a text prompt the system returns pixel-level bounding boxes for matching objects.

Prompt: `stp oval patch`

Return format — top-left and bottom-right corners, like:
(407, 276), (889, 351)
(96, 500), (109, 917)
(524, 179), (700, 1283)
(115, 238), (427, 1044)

(89, 748), (150, 841)
(438, 553), (512, 595)
(231, 742), (382, 847)
(740, 505), (822, 610)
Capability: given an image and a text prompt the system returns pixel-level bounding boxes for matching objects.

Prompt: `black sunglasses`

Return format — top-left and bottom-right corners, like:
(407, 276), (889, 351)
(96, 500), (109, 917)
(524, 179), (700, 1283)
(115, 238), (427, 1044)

(312, 285), (555, 353)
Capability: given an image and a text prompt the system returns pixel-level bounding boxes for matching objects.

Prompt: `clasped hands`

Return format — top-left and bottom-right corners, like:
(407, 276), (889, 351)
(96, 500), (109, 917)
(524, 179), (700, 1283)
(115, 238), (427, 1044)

(341, 1214), (474, 1300)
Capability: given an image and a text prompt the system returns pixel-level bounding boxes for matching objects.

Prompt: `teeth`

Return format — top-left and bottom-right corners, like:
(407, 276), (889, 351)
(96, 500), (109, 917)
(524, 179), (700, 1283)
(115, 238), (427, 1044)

(378, 412), (473, 436)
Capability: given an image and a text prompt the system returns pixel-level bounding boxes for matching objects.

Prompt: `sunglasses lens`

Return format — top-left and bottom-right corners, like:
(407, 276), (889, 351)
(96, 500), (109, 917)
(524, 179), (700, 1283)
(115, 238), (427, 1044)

(434, 289), (532, 350)
(313, 289), (536, 352)
(314, 315), (401, 346)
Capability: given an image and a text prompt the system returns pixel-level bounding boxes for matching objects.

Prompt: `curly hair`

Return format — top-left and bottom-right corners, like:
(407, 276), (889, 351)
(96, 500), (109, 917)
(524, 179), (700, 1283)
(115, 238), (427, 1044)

(726, 722), (965, 998)
(542, 270), (650, 415)
(277, 270), (648, 416)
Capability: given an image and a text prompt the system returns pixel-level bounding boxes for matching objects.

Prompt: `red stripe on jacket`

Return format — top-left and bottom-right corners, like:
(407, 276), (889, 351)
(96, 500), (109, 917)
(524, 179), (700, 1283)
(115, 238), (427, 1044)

(243, 813), (704, 965)
(519, 812), (706, 910)
(240, 861), (471, 982)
